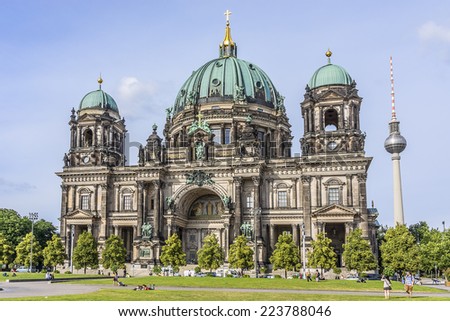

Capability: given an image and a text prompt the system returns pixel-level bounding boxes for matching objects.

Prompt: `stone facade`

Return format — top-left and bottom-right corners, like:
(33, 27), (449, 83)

(57, 21), (378, 270)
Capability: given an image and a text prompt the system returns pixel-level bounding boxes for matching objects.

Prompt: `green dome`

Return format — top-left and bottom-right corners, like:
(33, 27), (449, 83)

(308, 63), (353, 89)
(173, 56), (283, 114)
(79, 89), (119, 112)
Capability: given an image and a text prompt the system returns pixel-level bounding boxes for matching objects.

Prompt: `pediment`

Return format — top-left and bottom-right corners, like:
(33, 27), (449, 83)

(312, 204), (357, 216)
(65, 209), (97, 219)
(317, 89), (345, 100)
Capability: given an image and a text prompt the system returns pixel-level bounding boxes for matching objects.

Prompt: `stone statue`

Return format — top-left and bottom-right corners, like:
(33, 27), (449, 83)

(240, 222), (253, 239)
(138, 145), (145, 166)
(63, 153), (70, 167)
(235, 84), (245, 101)
(141, 222), (153, 238)
(165, 196), (174, 209)
(221, 195), (231, 208)
(196, 141), (205, 160)
(165, 107), (173, 119)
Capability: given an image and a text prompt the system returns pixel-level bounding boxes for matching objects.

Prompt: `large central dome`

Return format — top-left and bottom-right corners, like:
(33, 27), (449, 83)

(172, 19), (283, 115)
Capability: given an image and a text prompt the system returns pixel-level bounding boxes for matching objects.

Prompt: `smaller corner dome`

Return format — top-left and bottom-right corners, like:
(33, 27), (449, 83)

(308, 63), (353, 89)
(79, 89), (119, 112)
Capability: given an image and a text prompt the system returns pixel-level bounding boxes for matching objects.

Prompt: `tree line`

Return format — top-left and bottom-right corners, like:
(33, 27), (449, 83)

(2, 208), (449, 279)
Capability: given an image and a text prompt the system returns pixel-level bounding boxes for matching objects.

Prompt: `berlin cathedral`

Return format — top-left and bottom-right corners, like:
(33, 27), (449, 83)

(57, 13), (379, 271)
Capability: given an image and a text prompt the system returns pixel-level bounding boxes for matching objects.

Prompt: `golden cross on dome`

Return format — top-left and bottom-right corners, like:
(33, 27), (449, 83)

(224, 9), (232, 23)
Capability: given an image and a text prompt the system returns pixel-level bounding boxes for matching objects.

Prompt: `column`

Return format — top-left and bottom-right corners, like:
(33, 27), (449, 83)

(223, 225), (229, 260)
(269, 224), (275, 253)
(346, 174), (352, 206)
(252, 177), (261, 240)
(316, 176), (322, 207)
(357, 173), (369, 238)
(153, 180), (161, 240)
(99, 184), (108, 241)
(291, 178), (298, 209)
(292, 224), (299, 246)
(136, 182), (144, 238)
(233, 177), (242, 238)
(60, 185), (68, 230)
(301, 176), (312, 239)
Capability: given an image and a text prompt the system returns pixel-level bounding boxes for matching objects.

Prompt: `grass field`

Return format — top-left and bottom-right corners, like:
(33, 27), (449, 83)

(68, 275), (445, 293)
(6, 288), (450, 301)
(1, 273), (449, 301)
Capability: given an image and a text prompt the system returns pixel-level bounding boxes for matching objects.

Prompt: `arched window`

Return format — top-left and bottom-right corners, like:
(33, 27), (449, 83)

(120, 188), (134, 211)
(324, 178), (344, 205)
(79, 188), (91, 210)
(324, 108), (339, 131)
(84, 129), (93, 147)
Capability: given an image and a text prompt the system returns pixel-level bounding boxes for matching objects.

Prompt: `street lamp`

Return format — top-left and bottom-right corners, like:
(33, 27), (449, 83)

(443, 221), (446, 232)
(253, 207), (261, 278)
(301, 223), (306, 279)
(70, 225), (75, 273)
(29, 212), (39, 273)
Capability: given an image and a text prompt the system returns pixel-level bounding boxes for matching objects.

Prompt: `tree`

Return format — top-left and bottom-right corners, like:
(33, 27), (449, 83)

(42, 234), (66, 271)
(0, 209), (57, 250)
(72, 231), (98, 274)
(197, 234), (224, 272)
(342, 228), (377, 274)
(228, 234), (254, 275)
(14, 232), (42, 268)
(269, 232), (300, 278)
(380, 225), (420, 275)
(0, 208), (30, 247)
(160, 233), (186, 274)
(33, 220), (58, 249)
(418, 228), (450, 276)
(307, 232), (337, 274)
(408, 221), (430, 244)
(0, 233), (16, 268)
(101, 235), (126, 273)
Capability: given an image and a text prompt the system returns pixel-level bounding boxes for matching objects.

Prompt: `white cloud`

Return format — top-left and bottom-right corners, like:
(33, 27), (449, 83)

(418, 21), (450, 43)
(116, 77), (159, 118)
(0, 178), (36, 193)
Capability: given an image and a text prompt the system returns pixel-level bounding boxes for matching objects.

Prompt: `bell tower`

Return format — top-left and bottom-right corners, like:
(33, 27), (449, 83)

(300, 50), (365, 156)
(64, 77), (126, 168)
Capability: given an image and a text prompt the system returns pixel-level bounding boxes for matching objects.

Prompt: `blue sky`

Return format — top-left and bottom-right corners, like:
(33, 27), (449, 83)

(0, 0), (449, 231)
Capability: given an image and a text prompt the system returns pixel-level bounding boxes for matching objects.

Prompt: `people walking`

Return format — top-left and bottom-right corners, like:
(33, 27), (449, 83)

(404, 271), (414, 298)
(381, 275), (392, 299)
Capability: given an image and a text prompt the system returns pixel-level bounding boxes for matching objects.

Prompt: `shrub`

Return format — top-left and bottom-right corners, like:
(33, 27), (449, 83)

(226, 274), (234, 278)
(152, 265), (162, 275)
(444, 268), (450, 280)
(194, 266), (201, 274)
(274, 275), (282, 279)
(64, 271), (72, 274)
(54, 270), (60, 274)
(243, 274), (250, 278)
(333, 267), (342, 274)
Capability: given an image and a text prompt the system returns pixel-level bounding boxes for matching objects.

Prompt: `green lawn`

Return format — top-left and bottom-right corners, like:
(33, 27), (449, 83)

(4, 288), (450, 301)
(2, 275), (448, 301)
(70, 276), (445, 293)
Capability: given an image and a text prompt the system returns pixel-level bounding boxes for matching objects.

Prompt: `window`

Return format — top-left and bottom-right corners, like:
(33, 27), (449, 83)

(278, 191), (288, 208)
(80, 194), (90, 210)
(224, 128), (231, 144)
(211, 128), (221, 144)
(123, 195), (132, 211)
(328, 187), (340, 205)
(150, 199), (155, 210)
(325, 108), (339, 131)
(245, 195), (254, 209)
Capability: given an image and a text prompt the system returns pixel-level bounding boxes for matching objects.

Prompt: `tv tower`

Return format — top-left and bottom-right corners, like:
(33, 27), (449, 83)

(384, 57), (407, 225)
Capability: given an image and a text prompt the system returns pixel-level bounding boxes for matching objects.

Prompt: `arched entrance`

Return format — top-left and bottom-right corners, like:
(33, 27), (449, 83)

(172, 185), (231, 264)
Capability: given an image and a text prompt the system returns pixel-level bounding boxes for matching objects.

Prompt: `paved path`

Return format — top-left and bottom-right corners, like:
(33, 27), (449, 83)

(1, 280), (449, 299)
